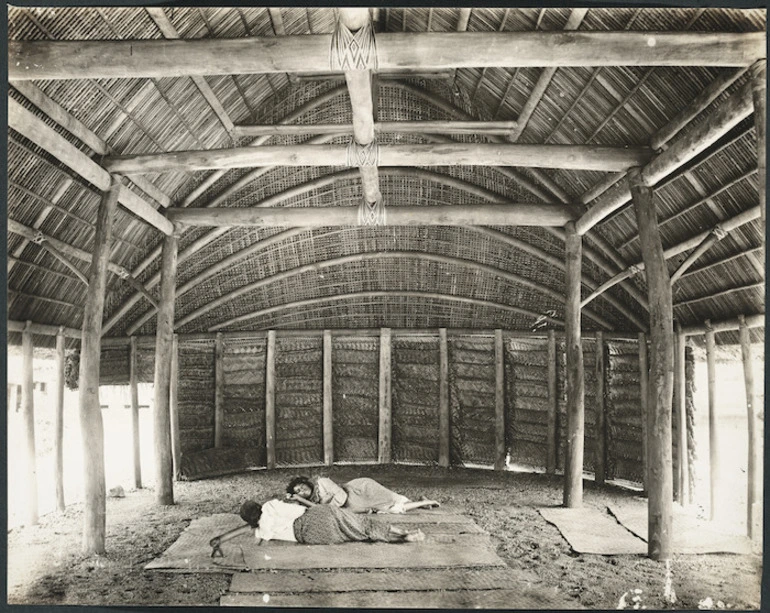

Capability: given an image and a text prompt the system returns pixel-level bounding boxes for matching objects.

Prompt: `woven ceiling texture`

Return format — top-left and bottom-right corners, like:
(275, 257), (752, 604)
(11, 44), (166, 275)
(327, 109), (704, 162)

(6, 7), (766, 347)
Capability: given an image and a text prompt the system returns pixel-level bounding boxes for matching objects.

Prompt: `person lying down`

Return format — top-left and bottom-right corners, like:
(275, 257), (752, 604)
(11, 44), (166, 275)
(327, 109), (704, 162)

(209, 498), (425, 554)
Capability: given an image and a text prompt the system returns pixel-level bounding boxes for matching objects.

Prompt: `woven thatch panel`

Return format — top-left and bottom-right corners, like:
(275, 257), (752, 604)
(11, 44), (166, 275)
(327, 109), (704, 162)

(99, 345), (130, 385)
(177, 340), (215, 454)
(178, 447), (263, 481)
(221, 340), (266, 462)
(274, 337), (323, 466)
(448, 336), (496, 466)
(606, 340), (643, 482)
(505, 338), (551, 467)
(332, 337), (379, 462)
(392, 338), (440, 464)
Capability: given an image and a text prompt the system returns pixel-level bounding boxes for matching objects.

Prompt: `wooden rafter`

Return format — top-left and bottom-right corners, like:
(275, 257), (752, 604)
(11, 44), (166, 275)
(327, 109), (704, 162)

(9, 31), (764, 81)
(208, 291), (564, 332)
(172, 250), (614, 332)
(231, 120), (519, 138)
(673, 282), (764, 309)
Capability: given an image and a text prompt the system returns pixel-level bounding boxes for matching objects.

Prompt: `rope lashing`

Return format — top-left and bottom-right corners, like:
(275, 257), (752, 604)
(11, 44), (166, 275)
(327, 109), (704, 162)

(31, 231), (46, 245)
(712, 224), (728, 241)
(346, 138), (380, 167)
(358, 197), (386, 226)
(330, 19), (377, 71)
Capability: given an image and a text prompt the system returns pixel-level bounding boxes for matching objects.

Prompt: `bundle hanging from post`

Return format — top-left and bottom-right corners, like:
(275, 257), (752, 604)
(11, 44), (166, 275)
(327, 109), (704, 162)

(330, 18), (377, 71)
(358, 196), (386, 226)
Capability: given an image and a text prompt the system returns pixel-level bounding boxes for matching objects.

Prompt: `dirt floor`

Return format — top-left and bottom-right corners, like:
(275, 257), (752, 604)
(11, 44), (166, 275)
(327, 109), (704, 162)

(6, 464), (763, 609)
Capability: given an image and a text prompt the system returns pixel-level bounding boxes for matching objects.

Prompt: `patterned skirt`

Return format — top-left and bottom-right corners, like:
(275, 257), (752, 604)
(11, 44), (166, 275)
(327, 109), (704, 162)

(342, 477), (410, 513)
(292, 505), (397, 544)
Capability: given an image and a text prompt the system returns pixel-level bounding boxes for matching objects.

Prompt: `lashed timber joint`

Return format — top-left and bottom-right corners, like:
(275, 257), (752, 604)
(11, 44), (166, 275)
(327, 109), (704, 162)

(331, 16), (377, 71)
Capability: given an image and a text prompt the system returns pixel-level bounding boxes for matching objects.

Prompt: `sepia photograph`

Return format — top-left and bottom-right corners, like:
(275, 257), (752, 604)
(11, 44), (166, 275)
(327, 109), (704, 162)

(5, 4), (766, 609)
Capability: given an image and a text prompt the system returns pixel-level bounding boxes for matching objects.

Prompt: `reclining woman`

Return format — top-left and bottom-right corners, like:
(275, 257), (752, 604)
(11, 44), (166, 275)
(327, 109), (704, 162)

(286, 475), (440, 514)
(209, 498), (425, 551)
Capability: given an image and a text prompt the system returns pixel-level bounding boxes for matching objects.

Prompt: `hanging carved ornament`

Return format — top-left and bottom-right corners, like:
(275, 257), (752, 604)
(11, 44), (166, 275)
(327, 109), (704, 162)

(330, 19), (377, 71)
(358, 197), (386, 227)
(115, 267), (130, 280)
(31, 231), (46, 245)
(346, 138), (380, 167)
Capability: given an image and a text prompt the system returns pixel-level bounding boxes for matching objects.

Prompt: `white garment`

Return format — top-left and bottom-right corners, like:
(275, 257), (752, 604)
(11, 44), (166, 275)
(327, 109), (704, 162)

(254, 499), (307, 542)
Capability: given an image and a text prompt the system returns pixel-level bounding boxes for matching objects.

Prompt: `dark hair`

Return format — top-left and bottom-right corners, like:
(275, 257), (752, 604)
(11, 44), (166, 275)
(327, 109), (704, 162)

(239, 500), (262, 528)
(286, 475), (314, 495)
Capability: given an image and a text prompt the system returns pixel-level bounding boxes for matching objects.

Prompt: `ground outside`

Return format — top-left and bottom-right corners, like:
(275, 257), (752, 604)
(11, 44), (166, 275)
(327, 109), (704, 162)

(7, 465), (763, 609)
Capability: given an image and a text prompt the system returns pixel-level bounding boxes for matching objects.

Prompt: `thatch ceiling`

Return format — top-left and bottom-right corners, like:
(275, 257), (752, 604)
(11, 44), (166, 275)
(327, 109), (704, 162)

(6, 6), (766, 347)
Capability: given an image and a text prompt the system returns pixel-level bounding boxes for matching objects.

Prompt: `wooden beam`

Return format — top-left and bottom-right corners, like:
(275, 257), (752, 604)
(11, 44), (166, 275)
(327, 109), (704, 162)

(673, 281), (764, 309)
(704, 322), (718, 520)
(78, 177), (120, 554)
(7, 319), (81, 339)
(265, 330), (276, 470)
(563, 223), (584, 508)
(750, 60), (766, 250)
(576, 78), (755, 235)
(438, 328), (450, 468)
(54, 327), (66, 512)
(10, 32), (764, 81)
(650, 68), (748, 150)
(546, 330), (557, 475)
(682, 312), (764, 336)
(231, 120), (519, 138)
(378, 328), (393, 464)
(594, 331), (607, 485)
(105, 143), (651, 174)
(168, 204), (574, 228)
(629, 166), (674, 561)
(638, 332), (649, 494)
(8, 219), (160, 309)
(494, 329), (506, 471)
(38, 242), (89, 285)
(323, 330), (333, 467)
(670, 231), (722, 285)
(209, 291), (563, 332)
(170, 334), (181, 480)
(8, 99), (173, 234)
(214, 332), (224, 448)
(21, 321), (39, 526)
(344, 69), (381, 204)
(152, 233), (178, 506)
(738, 315), (759, 539)
(130, 336), (142, 490)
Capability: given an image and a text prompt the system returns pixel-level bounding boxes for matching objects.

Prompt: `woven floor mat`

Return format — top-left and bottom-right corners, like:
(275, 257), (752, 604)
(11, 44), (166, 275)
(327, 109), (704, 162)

(221, 587), (580, 608)
(538, 506), (647, 555)
(146, 513), (495, 572)
(607, 502), (754, 555)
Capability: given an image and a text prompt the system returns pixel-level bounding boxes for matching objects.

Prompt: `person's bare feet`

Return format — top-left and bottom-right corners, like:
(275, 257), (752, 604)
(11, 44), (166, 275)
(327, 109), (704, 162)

(420, 497), (440, 509)
(404, 529), (425, 543)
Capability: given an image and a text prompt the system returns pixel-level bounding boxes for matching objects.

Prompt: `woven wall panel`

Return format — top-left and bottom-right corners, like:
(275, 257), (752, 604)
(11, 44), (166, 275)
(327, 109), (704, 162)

(332, 337), (379, 462)
(178, 340), (215, 454)
(221, 340), (266, 463)
(136, 347), (155, 382)
(275, 337), (323, 466)
(606, 340), (642, 482)
(392, 338), (439, 464)
(505, 339), (550, 468)
(448, 336), (496, 466)
(99, 345), (129, 385)
(178, 447), (263, 480)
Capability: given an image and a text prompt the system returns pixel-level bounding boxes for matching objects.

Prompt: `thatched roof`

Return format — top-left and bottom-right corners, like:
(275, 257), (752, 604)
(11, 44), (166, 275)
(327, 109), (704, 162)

(6, 6), (766, 348)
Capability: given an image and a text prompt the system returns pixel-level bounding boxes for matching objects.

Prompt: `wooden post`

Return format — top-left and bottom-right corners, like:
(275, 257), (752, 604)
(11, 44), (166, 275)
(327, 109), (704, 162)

(595, 331), (606, 485)
(21, 321), (39, 525)
(563, 222), (585, 508)
(494, 329), (506, 470)
(378, 328), (392, 464)
(214, 332), (224, 447)
(629, 166), (674, 561)
(323, 330), (333, 466)
(674, 323), (688, 504)
(265, 330), (276, 470)
(54, 326), (66, 512)
(738, 315), (758, 539)
(704, 321), (719, 520)
(638, 332), (649, 494)
(78, 176), (120, 552)
(546, 330), (557, 475)
(438, 328), (450, 468)
(129, 336), (142, 489)
(9, 383), (19, 413)
(152, 231), (178, 506)
(170, 334), (181, 479)
(750, 60), (766, 231)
